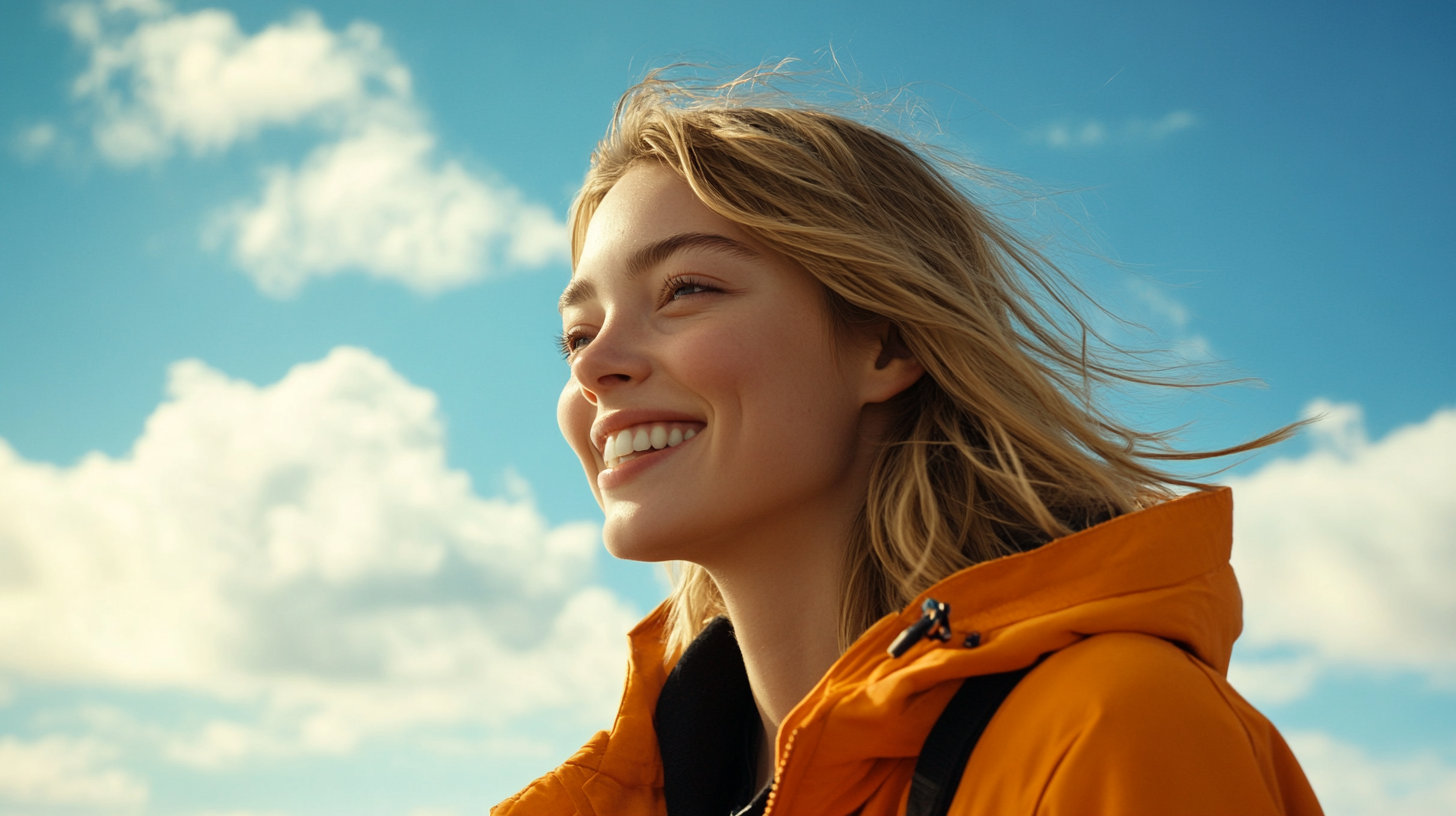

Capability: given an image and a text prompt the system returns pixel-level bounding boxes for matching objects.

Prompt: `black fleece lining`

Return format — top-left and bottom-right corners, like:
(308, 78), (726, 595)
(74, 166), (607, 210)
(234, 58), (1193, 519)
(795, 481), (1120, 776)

(654, 616), (764, 816)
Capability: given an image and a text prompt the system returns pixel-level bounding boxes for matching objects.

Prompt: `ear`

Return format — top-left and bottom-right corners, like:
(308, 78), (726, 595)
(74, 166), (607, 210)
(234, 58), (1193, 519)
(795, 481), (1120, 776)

(860, 323), (924, 405)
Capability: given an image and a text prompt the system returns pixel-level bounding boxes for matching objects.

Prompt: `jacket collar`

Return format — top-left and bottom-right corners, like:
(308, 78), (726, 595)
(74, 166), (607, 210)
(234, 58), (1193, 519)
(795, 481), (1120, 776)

(586, 487), (1239, 816)
(654, 617), (761, 815)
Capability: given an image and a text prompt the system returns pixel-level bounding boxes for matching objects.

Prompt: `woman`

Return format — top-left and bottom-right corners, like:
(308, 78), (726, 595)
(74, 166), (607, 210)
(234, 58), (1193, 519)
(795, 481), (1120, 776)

(496, 72), (1323, 816)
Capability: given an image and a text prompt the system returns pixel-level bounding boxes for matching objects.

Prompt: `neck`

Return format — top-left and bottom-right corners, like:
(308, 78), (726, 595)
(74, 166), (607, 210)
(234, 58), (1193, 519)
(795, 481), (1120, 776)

(703, 496), (859, 791)
(692, 407), (893, 791)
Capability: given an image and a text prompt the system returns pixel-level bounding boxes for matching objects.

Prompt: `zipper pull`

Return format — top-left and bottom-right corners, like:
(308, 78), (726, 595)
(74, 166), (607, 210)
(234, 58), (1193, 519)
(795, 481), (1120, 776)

(887, 598), (952, 658)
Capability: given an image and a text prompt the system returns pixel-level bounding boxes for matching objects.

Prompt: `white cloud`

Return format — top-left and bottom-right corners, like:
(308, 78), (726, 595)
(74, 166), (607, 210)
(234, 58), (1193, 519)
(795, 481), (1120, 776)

(0, 348), (634, 761)
(1225, 653), (1323, 706)
(1288, 731), (1456, 816)
(1038, 109), (1198, 149)
(0, 735), (147, 807)
(1227, 401), (1456, 691)
(63, 3), (409, 163)
(219, 126), (567, 297)
(57, 1), (568, 294)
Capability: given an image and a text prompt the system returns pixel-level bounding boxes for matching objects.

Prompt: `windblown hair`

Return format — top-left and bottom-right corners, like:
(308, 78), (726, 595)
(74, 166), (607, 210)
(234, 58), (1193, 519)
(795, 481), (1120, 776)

(570, 69), (1295, 656)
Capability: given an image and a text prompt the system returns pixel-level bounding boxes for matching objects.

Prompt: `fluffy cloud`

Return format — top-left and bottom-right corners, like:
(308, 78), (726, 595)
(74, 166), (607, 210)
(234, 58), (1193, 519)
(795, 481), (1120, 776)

(220, 126), (565, 297)
(63, 2), (408, 163)
(57, 1), (568, 294)
(0, 735), (147, 807)
(1227, 401), (1456, 692)
(0, 348), (635, 759)
(1288, 731), (1456, 816)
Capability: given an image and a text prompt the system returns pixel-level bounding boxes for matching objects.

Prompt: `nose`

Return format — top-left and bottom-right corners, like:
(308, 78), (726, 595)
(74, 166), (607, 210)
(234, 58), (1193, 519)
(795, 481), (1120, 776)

(570, 319), (651, 404)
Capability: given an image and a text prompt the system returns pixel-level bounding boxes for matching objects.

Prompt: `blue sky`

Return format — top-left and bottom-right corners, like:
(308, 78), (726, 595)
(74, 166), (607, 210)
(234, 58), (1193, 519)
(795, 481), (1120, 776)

(0, 1), (1451, 814)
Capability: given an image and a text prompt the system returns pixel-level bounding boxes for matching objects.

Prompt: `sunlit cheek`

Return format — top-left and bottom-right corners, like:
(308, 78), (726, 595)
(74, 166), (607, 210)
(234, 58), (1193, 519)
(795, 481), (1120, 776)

(665, 317), (786, 387)
(678, 320), (847, 455)
(556, 379), (595, 460)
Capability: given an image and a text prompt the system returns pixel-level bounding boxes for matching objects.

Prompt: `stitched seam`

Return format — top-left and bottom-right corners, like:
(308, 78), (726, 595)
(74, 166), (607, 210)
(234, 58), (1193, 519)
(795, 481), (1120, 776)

(1030, 728), (1083, 816)
(964, 564), (1228, 634)
(1181, 650), (1260, 752)
(1180, 650), (1284, 808)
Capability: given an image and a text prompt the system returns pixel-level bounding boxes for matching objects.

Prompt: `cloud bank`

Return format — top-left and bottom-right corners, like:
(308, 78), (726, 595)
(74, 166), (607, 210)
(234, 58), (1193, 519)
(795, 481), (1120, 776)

(0, 348), (634, 765)
(1288, 730), (1456, 816)
(56, 0), (567, 295)
(0, 735), (148, 808)
(1227, 401), (1456, 699)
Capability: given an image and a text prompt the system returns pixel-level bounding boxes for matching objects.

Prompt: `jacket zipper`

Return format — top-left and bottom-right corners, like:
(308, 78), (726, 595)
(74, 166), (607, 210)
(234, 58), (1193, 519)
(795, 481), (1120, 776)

(763, 599), (954, 815)
(760, 725), (801, 816)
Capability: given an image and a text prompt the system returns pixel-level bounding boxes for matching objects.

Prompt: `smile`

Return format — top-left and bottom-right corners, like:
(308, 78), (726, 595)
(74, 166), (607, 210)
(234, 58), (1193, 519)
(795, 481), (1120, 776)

(600, 422), (701, 468)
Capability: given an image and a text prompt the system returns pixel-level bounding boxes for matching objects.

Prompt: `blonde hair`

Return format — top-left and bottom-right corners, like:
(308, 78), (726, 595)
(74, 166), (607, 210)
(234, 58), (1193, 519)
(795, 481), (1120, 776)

(569, 69), (1296, 655)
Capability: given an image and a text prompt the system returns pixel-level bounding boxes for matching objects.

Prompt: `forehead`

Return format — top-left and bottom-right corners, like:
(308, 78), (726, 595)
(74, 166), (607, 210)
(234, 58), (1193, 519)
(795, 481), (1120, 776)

(575, 164), (755, 273)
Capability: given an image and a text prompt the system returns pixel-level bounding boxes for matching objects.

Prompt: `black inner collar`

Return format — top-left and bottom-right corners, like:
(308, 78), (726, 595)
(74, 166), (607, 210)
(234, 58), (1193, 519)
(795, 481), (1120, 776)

(654, 616), (767, 816)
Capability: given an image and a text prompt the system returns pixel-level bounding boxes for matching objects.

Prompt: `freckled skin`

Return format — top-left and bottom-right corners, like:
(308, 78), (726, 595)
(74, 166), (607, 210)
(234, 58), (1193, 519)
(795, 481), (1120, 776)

(557, 164), (880, 569)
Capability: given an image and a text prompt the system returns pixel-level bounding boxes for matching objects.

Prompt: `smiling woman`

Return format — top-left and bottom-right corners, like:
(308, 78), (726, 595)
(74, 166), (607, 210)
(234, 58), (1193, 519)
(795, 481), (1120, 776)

(497, 71), (1325, 816)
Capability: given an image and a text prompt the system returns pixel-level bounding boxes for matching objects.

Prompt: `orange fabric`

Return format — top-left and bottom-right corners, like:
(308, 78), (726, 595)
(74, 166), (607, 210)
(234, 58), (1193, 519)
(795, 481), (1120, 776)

(493, 488), (1324, 816)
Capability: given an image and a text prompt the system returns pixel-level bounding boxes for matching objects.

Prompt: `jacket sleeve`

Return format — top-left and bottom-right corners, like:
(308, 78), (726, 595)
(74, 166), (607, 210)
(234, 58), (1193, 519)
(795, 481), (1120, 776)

(491, 728), (670, 816)
(494, 756), (618, 816)
(949, 633), (1323, 816)
(491, 731), (609, 816)
(492, 769), (584, 816)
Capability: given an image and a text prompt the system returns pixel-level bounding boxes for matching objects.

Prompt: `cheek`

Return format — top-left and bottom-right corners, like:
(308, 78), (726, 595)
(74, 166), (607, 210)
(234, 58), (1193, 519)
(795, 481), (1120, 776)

(557, 380), (596, 463)
(664, 324), (754, 396)
(672, 316), (857, 458)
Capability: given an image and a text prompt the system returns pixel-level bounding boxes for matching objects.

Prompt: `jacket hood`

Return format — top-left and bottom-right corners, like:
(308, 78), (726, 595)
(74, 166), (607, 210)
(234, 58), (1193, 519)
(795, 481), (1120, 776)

(545, 487), (1242, 815)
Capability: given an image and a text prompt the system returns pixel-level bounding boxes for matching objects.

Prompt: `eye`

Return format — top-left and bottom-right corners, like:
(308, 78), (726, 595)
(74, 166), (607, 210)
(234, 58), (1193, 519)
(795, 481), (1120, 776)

(555, 330), (592, 359)
(661, 275), (720, 304)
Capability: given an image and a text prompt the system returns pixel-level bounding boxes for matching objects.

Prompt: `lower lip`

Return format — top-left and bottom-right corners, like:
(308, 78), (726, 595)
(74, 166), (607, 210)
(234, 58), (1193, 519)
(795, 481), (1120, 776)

(596, 437), (695, 491)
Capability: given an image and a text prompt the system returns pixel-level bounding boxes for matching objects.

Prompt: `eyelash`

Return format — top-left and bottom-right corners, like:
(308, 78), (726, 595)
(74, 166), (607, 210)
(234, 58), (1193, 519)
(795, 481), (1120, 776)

(556, 330), (587, 359)
(556, 275), (721, 359)
(659, 274), (719, 305)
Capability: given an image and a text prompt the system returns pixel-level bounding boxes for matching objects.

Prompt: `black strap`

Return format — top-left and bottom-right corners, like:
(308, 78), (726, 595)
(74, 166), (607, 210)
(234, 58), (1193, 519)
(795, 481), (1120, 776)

(905, 663), (1038, 816)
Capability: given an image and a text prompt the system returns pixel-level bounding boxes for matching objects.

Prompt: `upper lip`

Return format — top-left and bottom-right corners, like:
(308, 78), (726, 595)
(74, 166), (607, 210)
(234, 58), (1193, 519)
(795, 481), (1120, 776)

(591, 409), (705, 455)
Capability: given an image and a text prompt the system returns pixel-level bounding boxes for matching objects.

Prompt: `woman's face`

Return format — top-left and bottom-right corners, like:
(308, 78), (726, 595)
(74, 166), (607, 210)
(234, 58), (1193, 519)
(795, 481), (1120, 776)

(557, 164), (904, 565)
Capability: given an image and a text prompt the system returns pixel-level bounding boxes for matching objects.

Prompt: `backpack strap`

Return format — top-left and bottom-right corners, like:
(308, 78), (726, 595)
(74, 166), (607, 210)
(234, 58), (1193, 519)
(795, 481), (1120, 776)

(905, 662), (1039, 816)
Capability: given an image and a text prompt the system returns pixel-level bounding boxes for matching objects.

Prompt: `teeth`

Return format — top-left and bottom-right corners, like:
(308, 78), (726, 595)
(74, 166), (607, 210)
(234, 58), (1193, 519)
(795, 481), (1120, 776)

(601, 423), (703, 468)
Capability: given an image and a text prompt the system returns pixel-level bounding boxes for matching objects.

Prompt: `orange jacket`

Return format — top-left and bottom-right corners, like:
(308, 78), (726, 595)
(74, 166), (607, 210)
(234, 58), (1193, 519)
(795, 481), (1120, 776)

(493, 487), (1323, 815)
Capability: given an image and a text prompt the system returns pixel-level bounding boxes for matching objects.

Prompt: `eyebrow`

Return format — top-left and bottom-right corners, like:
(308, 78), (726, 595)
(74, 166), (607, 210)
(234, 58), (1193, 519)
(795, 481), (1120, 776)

(558, 232), (761, 312)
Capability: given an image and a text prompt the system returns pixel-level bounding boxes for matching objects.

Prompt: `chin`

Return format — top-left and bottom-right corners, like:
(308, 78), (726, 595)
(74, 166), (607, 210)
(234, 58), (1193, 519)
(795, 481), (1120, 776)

(601, 521), (672, 563)
(601, 508), (703, 564)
